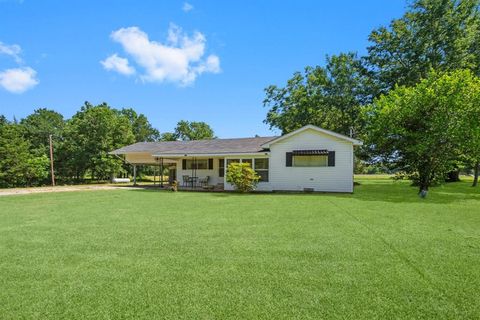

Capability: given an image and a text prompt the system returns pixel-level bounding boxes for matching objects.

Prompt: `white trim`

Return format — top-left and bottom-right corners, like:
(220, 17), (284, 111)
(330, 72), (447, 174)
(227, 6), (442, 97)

(261, 125), (363, 147)
(151, 152), (270, 158)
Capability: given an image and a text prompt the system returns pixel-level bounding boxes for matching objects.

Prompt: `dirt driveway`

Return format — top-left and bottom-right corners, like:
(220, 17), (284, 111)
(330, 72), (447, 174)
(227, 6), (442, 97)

(0, 185), (136, 196)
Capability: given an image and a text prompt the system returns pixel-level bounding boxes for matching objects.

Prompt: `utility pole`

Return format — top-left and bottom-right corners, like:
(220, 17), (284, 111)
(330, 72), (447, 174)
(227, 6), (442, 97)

(49, 134), (55, 186)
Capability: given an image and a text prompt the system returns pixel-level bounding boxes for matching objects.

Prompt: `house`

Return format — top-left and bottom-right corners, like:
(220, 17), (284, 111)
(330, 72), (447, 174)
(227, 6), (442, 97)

(110, 125), (363, 193)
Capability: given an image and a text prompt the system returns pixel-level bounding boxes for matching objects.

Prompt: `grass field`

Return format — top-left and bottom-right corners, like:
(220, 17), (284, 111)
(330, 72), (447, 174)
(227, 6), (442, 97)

(1, 177), (479, 319)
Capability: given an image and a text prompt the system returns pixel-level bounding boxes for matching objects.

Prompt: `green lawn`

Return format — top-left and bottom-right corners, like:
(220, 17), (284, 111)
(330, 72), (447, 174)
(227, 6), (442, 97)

(1, 177), (479, 319)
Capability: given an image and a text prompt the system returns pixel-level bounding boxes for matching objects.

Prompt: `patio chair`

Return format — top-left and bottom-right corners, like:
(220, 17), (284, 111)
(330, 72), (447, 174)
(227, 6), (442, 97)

(199, 176), (210, 187)
(182, 175), (190, 187)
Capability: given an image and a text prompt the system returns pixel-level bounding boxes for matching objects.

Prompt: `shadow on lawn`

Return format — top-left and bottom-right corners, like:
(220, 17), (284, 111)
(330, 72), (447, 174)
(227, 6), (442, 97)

(123, 181), (480, 204)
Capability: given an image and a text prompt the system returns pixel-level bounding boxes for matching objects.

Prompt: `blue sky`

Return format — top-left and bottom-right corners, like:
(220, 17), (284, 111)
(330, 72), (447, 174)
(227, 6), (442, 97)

(0, 0), (405, 138)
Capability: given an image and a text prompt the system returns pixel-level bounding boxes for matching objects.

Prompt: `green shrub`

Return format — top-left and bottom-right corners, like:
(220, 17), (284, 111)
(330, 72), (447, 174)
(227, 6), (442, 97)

(226, 162), (260, 192)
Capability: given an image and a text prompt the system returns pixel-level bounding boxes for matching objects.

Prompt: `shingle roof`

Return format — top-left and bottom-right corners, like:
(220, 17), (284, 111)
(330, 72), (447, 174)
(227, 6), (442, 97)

(110, 136), (279, 155)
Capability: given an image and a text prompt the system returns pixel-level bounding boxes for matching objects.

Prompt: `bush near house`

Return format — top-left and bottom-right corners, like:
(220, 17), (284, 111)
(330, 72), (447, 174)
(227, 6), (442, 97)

(226, 162), (260, 192)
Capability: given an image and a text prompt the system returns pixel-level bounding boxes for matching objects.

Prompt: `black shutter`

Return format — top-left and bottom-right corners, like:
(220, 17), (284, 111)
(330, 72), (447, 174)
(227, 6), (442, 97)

(328, 151), (335, 167)
(219, 159), (224, 177)
(182, 159), (187, 170)
(286, 152), (293, 167)
(208, 158), (213, 170)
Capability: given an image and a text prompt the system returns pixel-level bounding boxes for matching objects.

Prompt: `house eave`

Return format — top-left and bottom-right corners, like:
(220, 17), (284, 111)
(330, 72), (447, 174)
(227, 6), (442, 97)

(151, 151), (271, 158)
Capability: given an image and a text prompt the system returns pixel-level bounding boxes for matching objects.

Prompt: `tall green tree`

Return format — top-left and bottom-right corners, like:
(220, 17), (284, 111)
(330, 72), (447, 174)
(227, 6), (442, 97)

(59, 102), (135, 181)
(0, 124), (49, 187)
(455, 73), (480, 186)
(366, 70), (479, 193)
(366, 0), (480, 92)
(20, 108), (64, 156)
(173, 120), (215, 140)
(263, 53), (372, 136)
(160, 132), (178, 141)
(0, 115), (8, 127)
(120, 108), (160, 142)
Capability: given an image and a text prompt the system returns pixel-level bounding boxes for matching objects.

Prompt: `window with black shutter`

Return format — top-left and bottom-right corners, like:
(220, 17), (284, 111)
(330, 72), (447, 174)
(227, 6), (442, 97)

(287, 150), (335, 167)
(328, 151), (335, 167)
(286, 152), (293, 167)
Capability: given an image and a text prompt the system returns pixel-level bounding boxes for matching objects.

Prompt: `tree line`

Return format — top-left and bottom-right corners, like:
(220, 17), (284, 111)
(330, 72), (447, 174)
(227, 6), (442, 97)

(263, 0), (480, 192)
(2, 0), (480, 194)
(0, 103), (214, 188)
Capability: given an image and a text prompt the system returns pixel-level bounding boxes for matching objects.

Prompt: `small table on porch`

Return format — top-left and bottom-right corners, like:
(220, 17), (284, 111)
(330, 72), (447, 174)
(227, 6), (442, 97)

(188, 176), (198, 188)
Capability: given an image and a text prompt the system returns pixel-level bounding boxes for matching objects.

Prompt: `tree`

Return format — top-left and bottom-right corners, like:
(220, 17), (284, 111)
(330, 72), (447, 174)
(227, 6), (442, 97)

(0, 115), (8, 127)
(365, 70), (479, 194)
(20, 108), (64, 156)
(366, 0), (480, 92)
(160, 132), (178, 141)
(455, 74), (480, 186)
(120, 108), (160, 142)
(365, 0), (480, 180)
(0, 124), (49, 187)
(59, 102), (135, 181)
(225, 162), (260, 192)
(173, 120), (215, 140)
(263, 53), (372, 136)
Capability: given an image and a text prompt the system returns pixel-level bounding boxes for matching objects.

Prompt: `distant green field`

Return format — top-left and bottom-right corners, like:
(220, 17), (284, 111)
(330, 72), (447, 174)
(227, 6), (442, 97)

(1, 176), (479, 319)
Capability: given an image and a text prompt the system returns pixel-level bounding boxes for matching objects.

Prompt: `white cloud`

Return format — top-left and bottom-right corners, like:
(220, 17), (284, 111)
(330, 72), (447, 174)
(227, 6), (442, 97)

(107, 24), (220, 86)
(101, 53), (135, 75)
(182, 2), (194, 12)
(0, 41), (38, 93)
(0, 67), (39, 93)
(0, 41), (23, 64)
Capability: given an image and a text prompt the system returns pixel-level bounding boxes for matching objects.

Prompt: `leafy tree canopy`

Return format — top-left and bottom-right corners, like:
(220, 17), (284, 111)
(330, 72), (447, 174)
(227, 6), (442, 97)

(58, 102), (135, 181)
(173, 120), (216, 141)
(120, 108), (160, 142)
(0, 123), (49, 187)
(263, 52), (372, 136)
(365, 69), (480, 192)
(160, 132), (178, 141)
(0, 115), (8, 127)
(20, 108), (64, 155)
(367, 0), (480, 91)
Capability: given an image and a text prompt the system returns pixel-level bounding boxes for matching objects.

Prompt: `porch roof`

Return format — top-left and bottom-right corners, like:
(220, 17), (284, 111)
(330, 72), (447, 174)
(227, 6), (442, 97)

(110, 136), (278, 156)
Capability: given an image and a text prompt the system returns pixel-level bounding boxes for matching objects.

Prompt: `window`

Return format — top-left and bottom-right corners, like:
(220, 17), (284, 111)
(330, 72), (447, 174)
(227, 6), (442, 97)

(219, 159), (225, 177)
(185, 159), (208, 170)
(242, 159), (253, 167)
(293, 155), (328, 167)
(226, 159), (240, 167)
(223, 158), (269, 182)
(225, 159), (240, 176)
(254, 158), (269, 182)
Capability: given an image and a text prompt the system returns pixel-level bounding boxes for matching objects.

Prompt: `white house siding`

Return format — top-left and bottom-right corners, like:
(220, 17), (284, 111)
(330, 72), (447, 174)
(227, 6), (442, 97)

(268, 128), (354, 193)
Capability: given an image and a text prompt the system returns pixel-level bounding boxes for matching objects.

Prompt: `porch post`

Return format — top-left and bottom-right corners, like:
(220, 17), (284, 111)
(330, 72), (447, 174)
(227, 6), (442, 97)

(191, 157), (194, 188)
(133, 165), (137, 186)
(153, 159), (157, 186)
(160, 157), (164, 188)
(224, 157), (226, 185)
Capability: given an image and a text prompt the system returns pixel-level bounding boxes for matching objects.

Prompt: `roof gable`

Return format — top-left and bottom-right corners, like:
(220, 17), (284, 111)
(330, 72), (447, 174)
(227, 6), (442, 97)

(261, 125), (363, 147)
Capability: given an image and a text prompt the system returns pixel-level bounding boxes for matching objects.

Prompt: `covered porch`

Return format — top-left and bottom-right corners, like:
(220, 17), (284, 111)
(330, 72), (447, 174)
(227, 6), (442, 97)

(162, 156), (226, 191)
